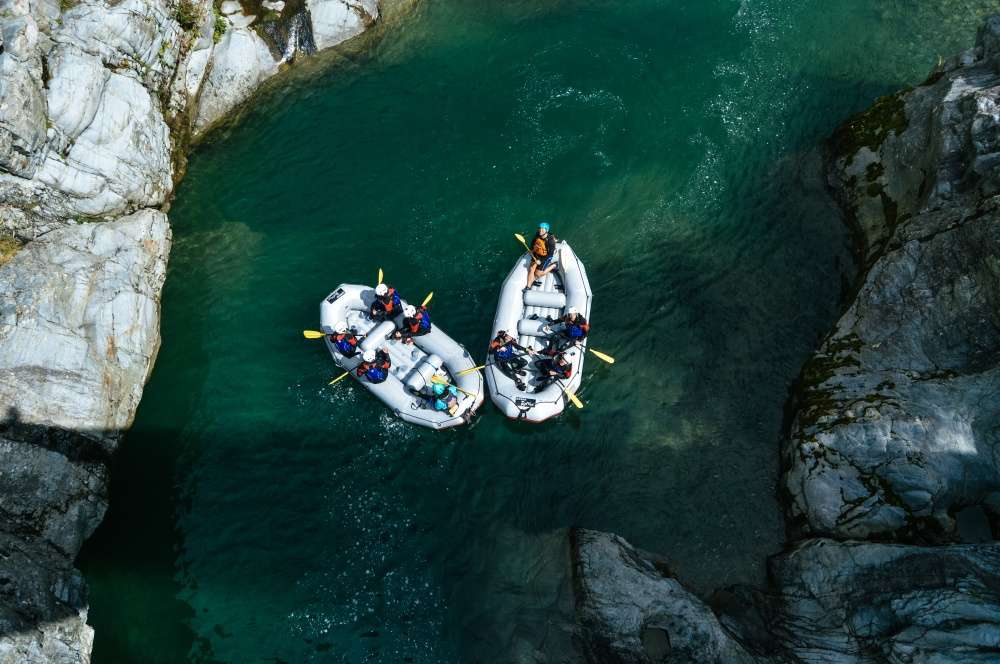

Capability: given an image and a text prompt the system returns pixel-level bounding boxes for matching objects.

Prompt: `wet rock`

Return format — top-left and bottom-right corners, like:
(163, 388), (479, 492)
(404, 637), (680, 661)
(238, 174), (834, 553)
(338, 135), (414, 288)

(770, 539), (1000, 663)
(573, 530), (766, 664)
(785, 14), (1000, 542)
(0, 531), (93, 664)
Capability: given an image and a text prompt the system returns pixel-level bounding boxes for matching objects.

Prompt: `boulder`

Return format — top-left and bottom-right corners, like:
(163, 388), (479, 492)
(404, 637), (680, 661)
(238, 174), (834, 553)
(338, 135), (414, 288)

(193, 27), (278, 133)
(785, 13), (1000, 541)
(0, 209), (171, 446)
(771, 539), (1000, 663)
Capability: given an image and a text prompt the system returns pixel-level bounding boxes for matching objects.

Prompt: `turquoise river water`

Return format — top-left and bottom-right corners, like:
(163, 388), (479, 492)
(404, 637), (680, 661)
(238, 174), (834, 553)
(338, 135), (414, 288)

(79, 1), (998, 662)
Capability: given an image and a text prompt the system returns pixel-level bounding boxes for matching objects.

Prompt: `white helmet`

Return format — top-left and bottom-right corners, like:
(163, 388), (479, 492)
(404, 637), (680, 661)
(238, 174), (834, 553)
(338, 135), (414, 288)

(403, 304), (416, 317)
(334, 321), (348, 334)
(567, 306), (578, 315)
(375, 283), (388, 296)
(362, 349), (376, 362)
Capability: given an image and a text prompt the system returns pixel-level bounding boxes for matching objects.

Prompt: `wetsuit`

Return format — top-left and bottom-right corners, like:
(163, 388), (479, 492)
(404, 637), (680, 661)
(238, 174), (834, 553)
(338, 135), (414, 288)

(546, 313), (589, 353)
(490, 334), (529, 382)
(535, 355), (572, 387)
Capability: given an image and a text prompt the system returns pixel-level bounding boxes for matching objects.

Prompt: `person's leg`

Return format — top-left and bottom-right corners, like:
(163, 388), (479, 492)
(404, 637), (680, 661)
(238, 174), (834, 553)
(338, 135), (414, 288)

(525, 261), (538, 289)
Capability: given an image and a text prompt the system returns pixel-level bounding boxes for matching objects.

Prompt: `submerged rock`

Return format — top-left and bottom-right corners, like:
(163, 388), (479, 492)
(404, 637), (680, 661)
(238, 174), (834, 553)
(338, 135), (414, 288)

(784, 14), (1000, 542)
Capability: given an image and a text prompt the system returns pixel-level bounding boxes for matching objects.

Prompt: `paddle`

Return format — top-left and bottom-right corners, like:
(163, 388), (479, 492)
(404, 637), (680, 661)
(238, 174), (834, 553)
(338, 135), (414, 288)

(329, 371), (350, 385)
(514, 232), (532, 255)
(587, 347), (615, 364)
(456, 364), (486, 377)
(377, 268), (383, 285)
(303, 330), (325, 339)
(430, 374), (476, 397)
(561, 382), (584, 409)
(422, 292), (433, 307)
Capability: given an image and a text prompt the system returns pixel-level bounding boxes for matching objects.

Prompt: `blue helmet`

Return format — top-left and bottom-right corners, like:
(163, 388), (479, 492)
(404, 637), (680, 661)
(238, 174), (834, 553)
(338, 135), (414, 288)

(538, 221), (550, 232)
(432, 382), (445, 396)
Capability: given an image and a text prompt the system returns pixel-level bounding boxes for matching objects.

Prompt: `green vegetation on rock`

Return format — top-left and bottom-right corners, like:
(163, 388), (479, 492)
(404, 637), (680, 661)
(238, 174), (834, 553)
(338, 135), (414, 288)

(175, 0), (201, 31)
(830, 91), (910, 165)
(0, 237), (22, 267)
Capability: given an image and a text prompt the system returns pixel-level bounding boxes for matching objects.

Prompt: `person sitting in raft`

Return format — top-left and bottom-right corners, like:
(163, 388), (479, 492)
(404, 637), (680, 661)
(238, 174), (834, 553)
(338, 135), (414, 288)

(428, 381), (460, 415)
(535, 351), (572, 387)
(544, 306), (589, 354)
(490, 330), (534, 390)
(526, 221), (558, 289)
(329, 320), (361, 358)
(393, 304), (431, 344)
(370, 283), (402, 322)
(356, 347), (391, 384)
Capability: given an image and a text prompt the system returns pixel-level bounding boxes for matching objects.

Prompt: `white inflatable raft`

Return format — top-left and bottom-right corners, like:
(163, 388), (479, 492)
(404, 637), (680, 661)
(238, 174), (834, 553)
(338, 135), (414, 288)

(485, 241), (593, 422)
(319, 284), (484, 429)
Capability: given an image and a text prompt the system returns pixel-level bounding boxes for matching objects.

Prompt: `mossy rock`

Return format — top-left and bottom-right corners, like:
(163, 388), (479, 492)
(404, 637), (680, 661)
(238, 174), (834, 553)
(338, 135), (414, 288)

(830, 90), (910, 166)
(0, 237), (22, 267)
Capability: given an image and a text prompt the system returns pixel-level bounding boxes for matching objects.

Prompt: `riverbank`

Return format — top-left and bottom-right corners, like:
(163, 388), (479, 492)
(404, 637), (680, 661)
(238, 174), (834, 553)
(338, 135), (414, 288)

(0, 0), (406, 659)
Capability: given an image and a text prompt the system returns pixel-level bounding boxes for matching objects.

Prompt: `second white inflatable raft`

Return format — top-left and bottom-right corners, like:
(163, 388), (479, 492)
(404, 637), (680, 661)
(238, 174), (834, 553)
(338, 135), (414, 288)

(319, 284), (484, 429)
(485, 241), (593, 422)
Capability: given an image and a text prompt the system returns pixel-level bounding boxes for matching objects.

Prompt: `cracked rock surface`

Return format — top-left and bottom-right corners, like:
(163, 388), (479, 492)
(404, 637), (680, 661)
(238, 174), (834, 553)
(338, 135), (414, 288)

(784, 15), (1000, 543)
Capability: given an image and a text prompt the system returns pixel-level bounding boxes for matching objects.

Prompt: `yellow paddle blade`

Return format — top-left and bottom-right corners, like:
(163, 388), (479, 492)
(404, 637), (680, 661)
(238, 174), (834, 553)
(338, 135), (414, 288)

(588, 348), (615, 364)
(329, 371), (350, 385)
(514, 233), (531, 254)
(456, 364), (486, 377)
(422, 292), (433, 307)
(563, 385), (584, 409)
(377, 268), (383, 285)
(303, 330), (326, 339)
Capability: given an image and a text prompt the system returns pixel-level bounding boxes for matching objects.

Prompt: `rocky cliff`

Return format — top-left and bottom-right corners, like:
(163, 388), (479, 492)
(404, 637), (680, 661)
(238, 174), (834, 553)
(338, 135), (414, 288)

(544, 16), (1000, 664)
(0, 0), (384, 660)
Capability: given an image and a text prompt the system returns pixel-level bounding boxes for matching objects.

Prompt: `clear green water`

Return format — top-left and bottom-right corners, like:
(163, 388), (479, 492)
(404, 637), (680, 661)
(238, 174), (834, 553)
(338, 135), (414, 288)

(79, 1), (996, 662)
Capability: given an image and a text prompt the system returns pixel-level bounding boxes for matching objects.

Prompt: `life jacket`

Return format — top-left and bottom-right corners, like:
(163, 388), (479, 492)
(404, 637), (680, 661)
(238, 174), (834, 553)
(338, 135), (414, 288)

(434, 387), (459, 412)
(333, 333), (358, 354)
(357, 353), (391, 382)
(365, 365), (388, 382)
(405, 309), (431, 334)
(531, 233), (556, 261)
(380, 288), (401, 314)
(567, 321), (589, 339)
(491, 338), (515, 360)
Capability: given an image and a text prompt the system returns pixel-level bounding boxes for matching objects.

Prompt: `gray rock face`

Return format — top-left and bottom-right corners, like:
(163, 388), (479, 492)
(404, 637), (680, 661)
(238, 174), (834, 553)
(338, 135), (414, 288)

(771, 539), (1000, 663)
(573, 530), (766, 664)
(784, 14), (1000, 542)
(0, 210), (171, 441)
(569, 532), (1000, 664)
(0, 0), (384, 659)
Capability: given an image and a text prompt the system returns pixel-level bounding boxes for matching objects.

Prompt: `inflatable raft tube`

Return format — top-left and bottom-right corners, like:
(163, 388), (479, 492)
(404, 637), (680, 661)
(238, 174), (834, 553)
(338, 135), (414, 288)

(485, 241), (593, 422)
(319, 284), (484, 429)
